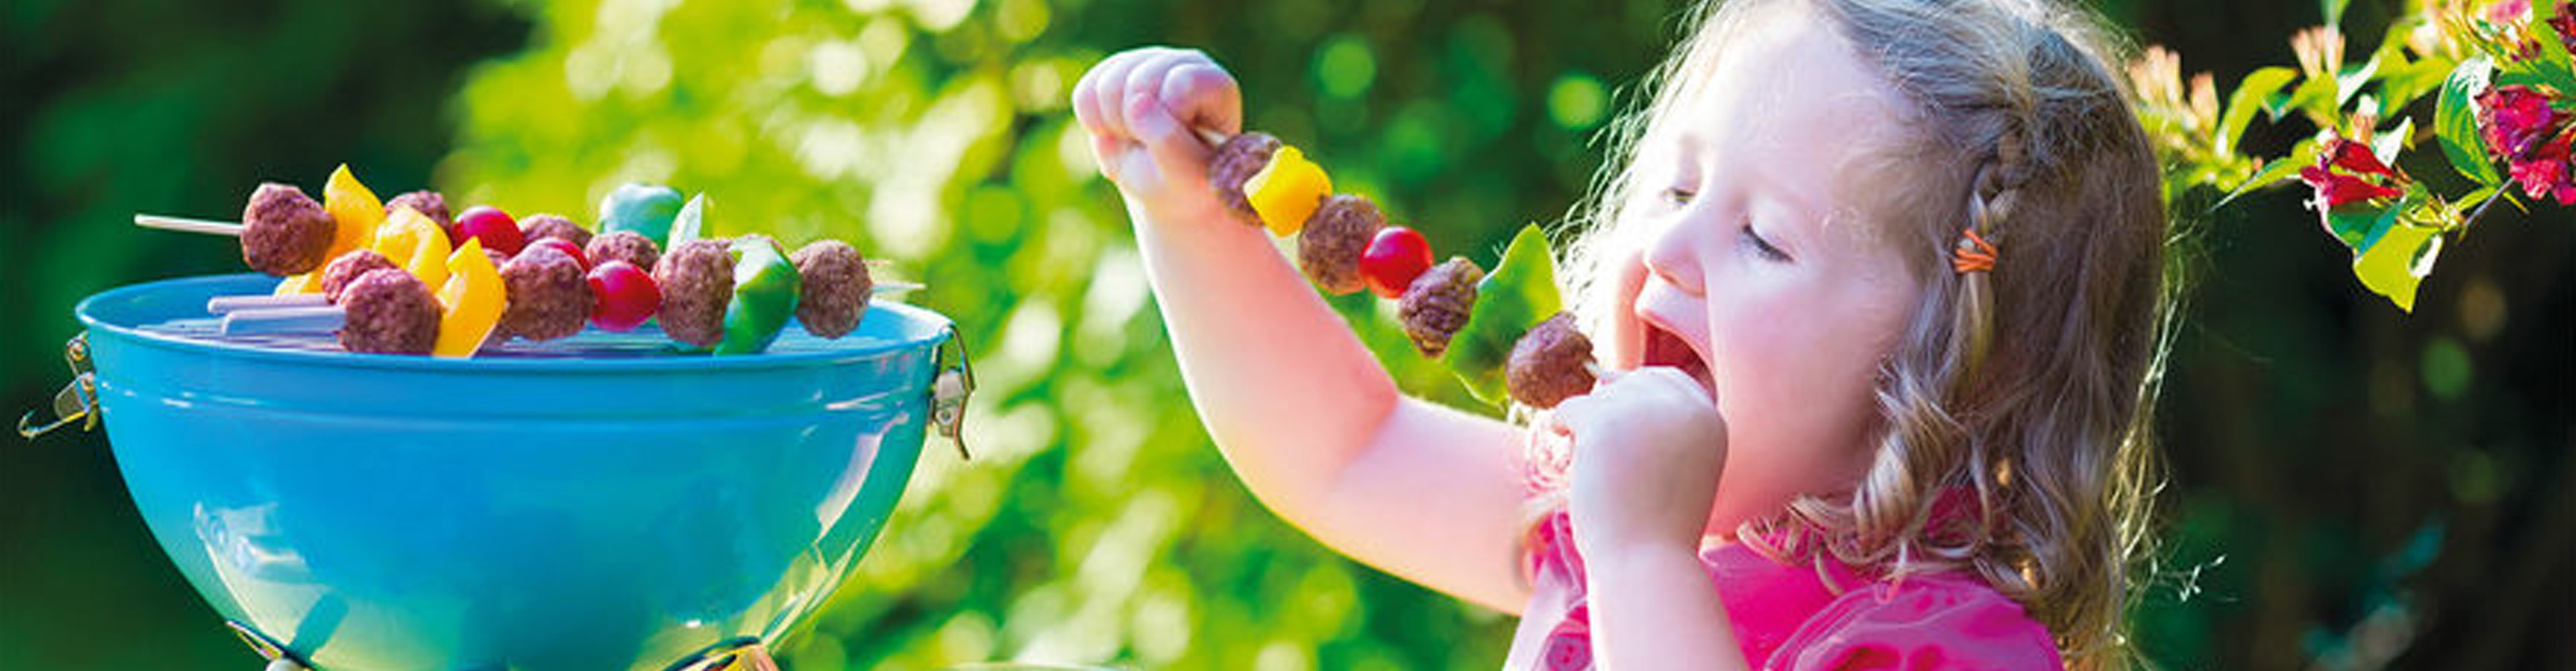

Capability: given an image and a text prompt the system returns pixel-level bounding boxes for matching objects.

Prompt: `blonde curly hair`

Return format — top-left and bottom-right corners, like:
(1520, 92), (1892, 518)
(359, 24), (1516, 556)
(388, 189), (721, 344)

(1552, 0), (2174, 667)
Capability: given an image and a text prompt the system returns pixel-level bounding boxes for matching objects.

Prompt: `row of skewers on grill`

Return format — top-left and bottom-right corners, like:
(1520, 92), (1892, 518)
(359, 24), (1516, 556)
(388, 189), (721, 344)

(140, 167), (906, 356)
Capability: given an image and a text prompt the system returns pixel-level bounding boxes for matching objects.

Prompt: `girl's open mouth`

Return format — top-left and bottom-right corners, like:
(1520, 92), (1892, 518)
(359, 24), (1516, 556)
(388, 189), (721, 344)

(1641, 318), (1717, 397)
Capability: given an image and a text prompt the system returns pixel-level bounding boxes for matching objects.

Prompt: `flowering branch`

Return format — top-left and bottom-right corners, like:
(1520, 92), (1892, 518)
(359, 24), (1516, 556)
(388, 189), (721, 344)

(2135, 0), (2575, 312)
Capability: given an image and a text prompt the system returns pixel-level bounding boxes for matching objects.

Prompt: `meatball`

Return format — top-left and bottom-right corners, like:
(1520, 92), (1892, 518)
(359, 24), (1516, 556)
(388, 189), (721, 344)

(790, 240), (873, 339)
(319, 249), (400, 304)
(1399, 257), (1482, 358)
(1506, 313), (1598, 409)
(586, 229), (663, 273)
(1297, 195), (1384, 295)
(384, 191), (454, 234)
(498, 245), (594, 342)
(337, 268), (441, 355)
(240, 183), (337, 276)
(653, 238), (736, 348)
(1208, 132), (1281, 225)
(519, 213), (593, 247)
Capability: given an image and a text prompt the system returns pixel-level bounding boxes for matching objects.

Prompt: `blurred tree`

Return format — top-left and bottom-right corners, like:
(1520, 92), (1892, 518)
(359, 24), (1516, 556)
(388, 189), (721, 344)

(1, 0), (528, 668)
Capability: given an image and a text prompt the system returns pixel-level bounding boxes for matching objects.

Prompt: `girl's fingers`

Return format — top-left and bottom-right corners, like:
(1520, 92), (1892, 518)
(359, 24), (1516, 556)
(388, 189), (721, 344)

(1085, 50), (1151, 138)
(1551, 393), (1603, 437)
(1118, 49), (1192, 124)
(1071, 66), (1107, 135)
(1090, 132), (1129, 182)
(1161, 60), (1240, 140)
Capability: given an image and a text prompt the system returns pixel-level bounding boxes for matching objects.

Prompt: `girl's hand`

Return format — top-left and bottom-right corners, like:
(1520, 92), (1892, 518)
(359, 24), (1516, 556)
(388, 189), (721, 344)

(1552, 367), (1729, 558)
(1071, 47), (1242, 225)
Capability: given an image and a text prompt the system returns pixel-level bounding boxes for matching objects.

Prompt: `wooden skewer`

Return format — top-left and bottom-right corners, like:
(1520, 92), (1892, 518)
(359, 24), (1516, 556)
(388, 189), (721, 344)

(222, 306), (343, 336)
(207, 294), (329, 314)
(136, 214), (245, 236)
(215, 280), (931, 336)
(146, 213), (904, 268)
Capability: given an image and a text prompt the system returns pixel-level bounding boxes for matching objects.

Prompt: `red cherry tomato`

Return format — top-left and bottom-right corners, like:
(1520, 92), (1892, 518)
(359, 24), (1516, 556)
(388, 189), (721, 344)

(586, 260), (661, 331)
(526, 238), (588, 271)
(1358, 225), (1436, 299)
(455, 205), (527, 256)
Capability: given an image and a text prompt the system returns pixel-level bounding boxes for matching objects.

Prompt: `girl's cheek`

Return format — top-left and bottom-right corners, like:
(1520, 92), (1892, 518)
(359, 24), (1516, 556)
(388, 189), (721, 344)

(1601, 249), (1652, 369)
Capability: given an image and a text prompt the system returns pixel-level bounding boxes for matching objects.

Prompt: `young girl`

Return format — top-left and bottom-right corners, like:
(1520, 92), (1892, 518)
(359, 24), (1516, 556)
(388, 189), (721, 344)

(1071, 0), (2168, 667)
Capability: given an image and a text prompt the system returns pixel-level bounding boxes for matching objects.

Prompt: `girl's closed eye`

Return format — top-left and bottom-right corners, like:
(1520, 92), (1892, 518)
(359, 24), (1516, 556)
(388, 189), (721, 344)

(1660, 185), (1698, 209)
(1739, 220), (1791, 262)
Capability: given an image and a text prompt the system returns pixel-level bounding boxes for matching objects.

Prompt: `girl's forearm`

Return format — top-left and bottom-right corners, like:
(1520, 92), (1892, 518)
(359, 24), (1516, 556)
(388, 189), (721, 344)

(1129, 199), (1402, 513)
(1587, 541), (1750, 671)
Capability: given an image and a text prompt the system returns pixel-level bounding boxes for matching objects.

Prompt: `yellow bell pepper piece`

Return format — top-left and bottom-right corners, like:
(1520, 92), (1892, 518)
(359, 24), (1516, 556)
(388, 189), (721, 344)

(433, 238), (507, 358)
(1244, 145), (1332, 236)
(372, 207), (451, 290)
(322, 164), (387, 260)
(273, 272), (323, 296)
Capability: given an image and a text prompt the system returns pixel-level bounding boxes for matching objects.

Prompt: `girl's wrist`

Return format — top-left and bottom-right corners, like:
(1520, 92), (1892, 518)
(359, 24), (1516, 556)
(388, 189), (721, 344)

(1573, 519), (1704, 562)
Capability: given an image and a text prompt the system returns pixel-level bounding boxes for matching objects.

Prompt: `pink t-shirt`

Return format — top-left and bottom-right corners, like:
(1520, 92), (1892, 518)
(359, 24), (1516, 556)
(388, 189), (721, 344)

(1503, 428), (2063, 670)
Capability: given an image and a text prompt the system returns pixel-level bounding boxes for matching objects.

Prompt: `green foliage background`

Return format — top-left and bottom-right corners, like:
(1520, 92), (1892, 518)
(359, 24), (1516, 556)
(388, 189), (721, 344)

(3, 0), (2568, 669)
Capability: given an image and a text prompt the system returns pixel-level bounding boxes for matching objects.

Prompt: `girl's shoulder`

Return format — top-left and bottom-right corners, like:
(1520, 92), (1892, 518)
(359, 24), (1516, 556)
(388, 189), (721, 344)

(1765, 571), (2063, 671)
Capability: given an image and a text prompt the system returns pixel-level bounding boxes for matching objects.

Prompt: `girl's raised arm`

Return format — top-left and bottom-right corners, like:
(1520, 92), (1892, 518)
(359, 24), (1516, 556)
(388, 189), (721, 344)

(1073, 47), (1533, 613)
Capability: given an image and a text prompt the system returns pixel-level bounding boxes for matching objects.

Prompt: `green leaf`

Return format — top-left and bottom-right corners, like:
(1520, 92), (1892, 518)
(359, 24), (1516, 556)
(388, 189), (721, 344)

(2324, 203), (2386, 250)
(2372, 116), (2412, 168)
(2375, 57), (2456, 117)
(2322, 0), (2349, 28)
(2534, 4), (2576, 92)
(2337, 50), (2385, 109)
(2284, 73), (2342, 122)
(2457, 185), (2500, 212)
(2349, 200), (2443, 313)
(2217, 141), (2320, 208)
(1439, 223), (1562, 405)
(2218, 67), (2299, 158)
(2436, 56), (2503, 187)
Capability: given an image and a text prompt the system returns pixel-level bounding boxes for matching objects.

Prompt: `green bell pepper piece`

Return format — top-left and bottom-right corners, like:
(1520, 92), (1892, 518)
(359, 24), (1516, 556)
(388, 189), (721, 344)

(598, 183), (685, 248)
(1438, 223), (1562, 405)
(668, 193), (709, 248)
(715, 236), (803, 355)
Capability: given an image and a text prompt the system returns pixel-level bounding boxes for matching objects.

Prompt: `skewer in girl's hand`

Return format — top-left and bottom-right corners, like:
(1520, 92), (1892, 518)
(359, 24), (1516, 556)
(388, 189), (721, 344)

(1551, 365), (1728, 558)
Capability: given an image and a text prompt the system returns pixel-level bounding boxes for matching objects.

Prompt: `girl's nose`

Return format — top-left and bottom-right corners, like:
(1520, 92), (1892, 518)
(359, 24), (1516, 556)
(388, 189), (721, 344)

(1642, 220), (1707, 297)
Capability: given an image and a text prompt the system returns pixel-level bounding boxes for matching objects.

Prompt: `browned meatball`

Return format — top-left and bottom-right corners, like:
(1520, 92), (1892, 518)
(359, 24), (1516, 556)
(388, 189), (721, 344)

(498, 245), (594, 342)
(1507, 313), (1598, 409)
(790, 240), (873, 338)
(384, 191), (454, 234)
(519, 213), (592, 247)
(1399, 257), (1482, 358)
(241, 183), (337, 276)
(319, 249), (400, 303)
(586, 229), (662, 273)
(1297, 195), (1384, 295)
(337, 268), (441, 355)
(1208, 132), (1281, 226)
(653, 238), (736, 348)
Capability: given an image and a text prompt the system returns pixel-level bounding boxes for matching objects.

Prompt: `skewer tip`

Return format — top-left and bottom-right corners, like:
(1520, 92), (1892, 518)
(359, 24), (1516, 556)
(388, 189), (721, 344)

(1194, 127), (1231, 150)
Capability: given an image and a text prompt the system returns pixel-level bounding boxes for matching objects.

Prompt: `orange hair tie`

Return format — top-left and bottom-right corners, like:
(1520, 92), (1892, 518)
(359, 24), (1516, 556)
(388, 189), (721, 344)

(1951, 227), (1998, 274)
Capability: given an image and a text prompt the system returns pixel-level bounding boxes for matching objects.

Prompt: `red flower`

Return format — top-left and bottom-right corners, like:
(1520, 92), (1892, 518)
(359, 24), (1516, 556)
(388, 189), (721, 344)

(2300, 136), (2405, 209)
(2478, 85), (2576, 205)
(2509, 130), (2576, 205)
(2479, 85), (2558, 158)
